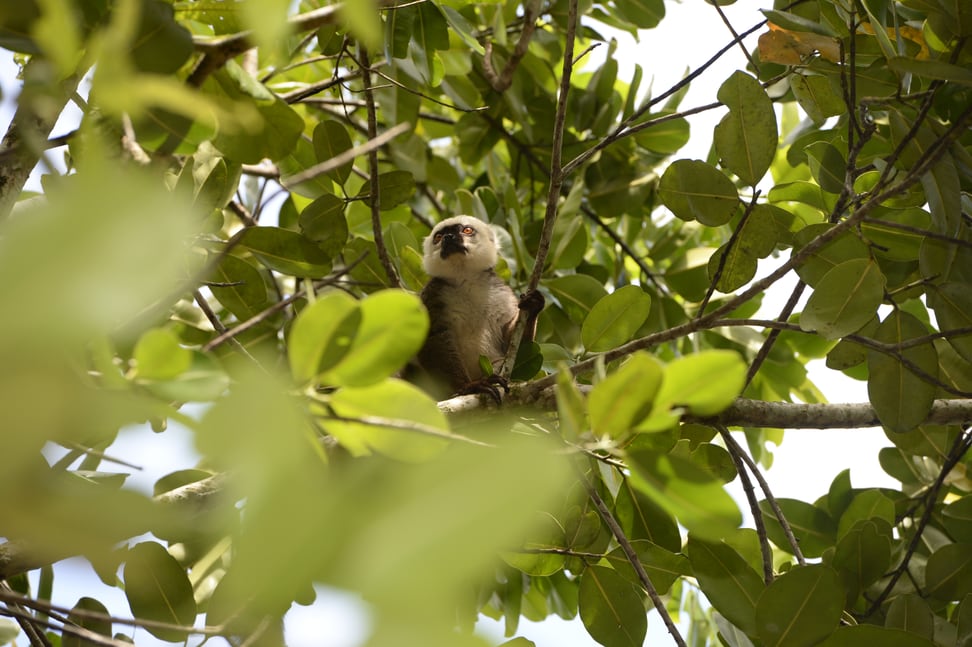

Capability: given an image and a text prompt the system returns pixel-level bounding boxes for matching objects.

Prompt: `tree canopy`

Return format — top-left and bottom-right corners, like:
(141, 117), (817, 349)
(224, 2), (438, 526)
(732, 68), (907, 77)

(1, 0), (971, 646)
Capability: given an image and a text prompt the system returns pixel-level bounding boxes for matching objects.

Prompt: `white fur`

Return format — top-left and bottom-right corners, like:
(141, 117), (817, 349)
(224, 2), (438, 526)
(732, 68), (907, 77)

(422, 215), (498, 280)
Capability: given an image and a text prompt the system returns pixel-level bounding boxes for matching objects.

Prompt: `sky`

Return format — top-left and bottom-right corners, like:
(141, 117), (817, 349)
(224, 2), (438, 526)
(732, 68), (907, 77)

(0, 1), (898, 645)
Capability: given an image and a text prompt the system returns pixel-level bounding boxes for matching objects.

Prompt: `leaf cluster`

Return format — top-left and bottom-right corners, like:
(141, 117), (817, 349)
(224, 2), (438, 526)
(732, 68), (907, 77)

(0, 0), (971, 646)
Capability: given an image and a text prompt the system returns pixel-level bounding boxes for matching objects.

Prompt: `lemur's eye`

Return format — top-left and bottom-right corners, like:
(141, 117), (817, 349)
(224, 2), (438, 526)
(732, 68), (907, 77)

(433, 233), (443, 244)
(461, 226), (475, 235)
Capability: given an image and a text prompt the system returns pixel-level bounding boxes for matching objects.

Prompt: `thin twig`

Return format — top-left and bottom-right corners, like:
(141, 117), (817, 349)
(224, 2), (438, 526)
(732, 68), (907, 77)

(718, 427), (774, 583)
(720, 431), (806, 565)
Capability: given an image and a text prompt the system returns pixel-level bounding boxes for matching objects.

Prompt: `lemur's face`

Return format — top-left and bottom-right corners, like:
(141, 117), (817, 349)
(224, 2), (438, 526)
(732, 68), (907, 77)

(423, 216), (497, 279)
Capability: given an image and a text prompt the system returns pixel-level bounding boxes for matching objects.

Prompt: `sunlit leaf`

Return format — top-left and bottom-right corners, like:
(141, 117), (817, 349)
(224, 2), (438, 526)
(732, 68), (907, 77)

(714, 71), (778, 186)
(658, 159), (739, 226)
(800, 259), (885, 340)
(582, 285), (652, 352)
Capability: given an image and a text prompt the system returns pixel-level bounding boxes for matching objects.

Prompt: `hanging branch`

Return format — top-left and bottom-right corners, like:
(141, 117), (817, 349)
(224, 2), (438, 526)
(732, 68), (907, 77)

(358, 46), (401, 289)
(718, 431), (775, 583)
(583, 474), (688, 647)
(499, 0), (578, 378)
(718, 427), (807, 565)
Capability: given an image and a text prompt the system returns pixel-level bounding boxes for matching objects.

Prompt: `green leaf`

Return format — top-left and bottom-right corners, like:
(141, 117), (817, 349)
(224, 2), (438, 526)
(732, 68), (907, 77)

(588, 353), (664, 440)
(805, 141), (846, 194)
(605, 540), (691, 595)
(885, 594), (935, 639)
(130, 0), (194, 75)
(236, 226), (333, 278)
(578, 565), (647, 647)
(287, 291), (361, 384)
(928, 283), (972, 362)
(686, 536), (764, 634)
(837, 489), (895, 538)
(614, 480), (682, 551)
(944, 495), (972, 542)
(790, 74), (845, 123)
(800, 259), (886, 340)
(758, 498), (836, 558)
(133, 327), (191, 380)
(208, 253), (271, 321)
(207, 60), (303, 163)
(755, 565), (843, 647)
(819, 625), (936, 647)
(313, 120), (354, 185)
(926, 542), (972, 601)
(640, 350), (747, 429)
(832, 519), (892, 591)
(322, 289), (428, 387)
(326, 379), (450, 462)
(140, 352), (230, 402)
(867, 310), (938, 433)
(63, 597), (112, 647)
(546, 274), (608, 325)
(299, 193), (348, 256)
(627, 450), (742, 540)
(761, 9), (837, 35)
(357, 170), (416, 210)
(124, 542), (196, 642)
(714, 71), (778, 186)
(793, 224), (871, 286)
(888, 56), (972, 85)
(658, 159), (739, 226)
(582, 285), (652, 352)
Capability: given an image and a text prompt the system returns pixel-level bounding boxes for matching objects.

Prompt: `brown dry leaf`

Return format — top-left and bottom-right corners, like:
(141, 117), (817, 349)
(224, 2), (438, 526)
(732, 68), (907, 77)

(759, 22), (841, 64)
(860, 22), (930, 59)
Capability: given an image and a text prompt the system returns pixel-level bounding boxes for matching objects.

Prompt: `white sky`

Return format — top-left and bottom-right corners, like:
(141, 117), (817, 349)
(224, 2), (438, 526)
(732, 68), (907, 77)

(0, 1), (896, 645)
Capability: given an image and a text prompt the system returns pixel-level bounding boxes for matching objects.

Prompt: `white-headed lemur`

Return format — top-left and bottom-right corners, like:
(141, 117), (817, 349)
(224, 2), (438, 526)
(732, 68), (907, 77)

(415, 215), (544, 400)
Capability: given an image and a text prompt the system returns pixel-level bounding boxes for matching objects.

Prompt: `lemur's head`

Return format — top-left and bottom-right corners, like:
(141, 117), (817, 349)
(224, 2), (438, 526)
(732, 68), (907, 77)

(422, 215), (498, 280)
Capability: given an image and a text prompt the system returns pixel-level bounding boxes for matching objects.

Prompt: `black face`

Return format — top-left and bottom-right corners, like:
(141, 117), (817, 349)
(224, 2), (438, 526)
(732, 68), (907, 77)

(432, 223), (476, 259)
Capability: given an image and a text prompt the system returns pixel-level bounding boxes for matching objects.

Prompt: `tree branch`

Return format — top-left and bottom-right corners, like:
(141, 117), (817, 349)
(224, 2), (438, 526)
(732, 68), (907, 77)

(357, 47), (401, 289)
(482, 0), (541, 92)
(582, 472), (687, 647)
(500, 0), (578, 378)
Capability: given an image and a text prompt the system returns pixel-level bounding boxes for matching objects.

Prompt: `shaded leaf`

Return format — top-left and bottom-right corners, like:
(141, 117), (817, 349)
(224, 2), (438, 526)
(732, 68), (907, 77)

(124, 542), (196, 642)
(578, 565), (647, 647)
(686, 536), (764, 634)
(867, 310), (938, 432)
(658, 159), (739, 226)
(755, 565), (843, 647)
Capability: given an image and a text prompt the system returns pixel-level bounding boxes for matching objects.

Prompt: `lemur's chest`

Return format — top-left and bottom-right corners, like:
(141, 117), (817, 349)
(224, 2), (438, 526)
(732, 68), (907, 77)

(440, 276), (517, 356)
